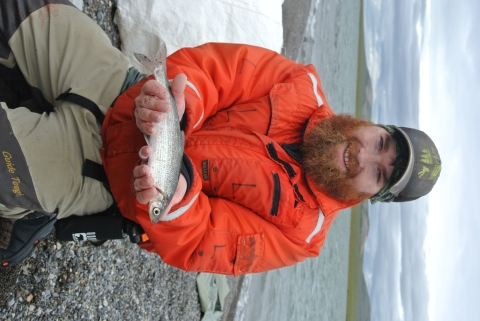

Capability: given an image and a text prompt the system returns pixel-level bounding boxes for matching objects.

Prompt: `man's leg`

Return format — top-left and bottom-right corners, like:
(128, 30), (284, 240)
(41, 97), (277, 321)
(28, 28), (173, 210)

(1, 0), (130, 114)
(0, 1), (131, 265)
(0, 0), (131, 217)
(0, 100), (112, 267)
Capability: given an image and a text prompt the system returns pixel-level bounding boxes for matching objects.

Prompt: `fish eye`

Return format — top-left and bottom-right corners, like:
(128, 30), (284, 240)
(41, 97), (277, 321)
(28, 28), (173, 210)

(153, 207), (161, 216)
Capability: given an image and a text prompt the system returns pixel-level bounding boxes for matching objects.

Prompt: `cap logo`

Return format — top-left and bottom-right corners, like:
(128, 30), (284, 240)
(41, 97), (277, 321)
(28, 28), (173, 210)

(418, 147), (441, 180)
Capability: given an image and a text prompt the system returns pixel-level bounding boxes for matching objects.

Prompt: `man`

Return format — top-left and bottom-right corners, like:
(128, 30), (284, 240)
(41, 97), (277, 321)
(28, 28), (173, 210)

(0, 0), (441, 274)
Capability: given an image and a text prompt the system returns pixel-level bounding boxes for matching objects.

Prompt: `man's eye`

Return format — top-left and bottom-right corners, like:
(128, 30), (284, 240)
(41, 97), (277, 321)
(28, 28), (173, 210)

(379, 137), (384, 150)
(377, 168), (381, 183)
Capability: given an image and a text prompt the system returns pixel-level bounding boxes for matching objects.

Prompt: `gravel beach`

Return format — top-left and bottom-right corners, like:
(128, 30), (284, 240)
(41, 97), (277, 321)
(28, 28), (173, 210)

(0, 1), (311, 320)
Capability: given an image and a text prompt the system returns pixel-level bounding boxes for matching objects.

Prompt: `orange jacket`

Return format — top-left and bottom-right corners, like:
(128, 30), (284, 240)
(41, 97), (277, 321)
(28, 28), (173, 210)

(101, 43), (359, 276)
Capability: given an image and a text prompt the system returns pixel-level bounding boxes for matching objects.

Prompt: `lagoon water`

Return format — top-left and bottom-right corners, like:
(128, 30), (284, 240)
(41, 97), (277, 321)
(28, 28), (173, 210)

(234, 0), (362, 320)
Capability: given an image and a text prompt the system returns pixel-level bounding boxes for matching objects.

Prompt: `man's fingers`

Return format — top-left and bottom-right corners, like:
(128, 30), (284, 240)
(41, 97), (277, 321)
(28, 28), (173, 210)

(133, 175), (154, 191)
(133, 174), (150, 189)
(136, 187), (157, 204)
(170, 74), (187, 118)
(170, 74), (187, 97)
(142, 79), (169, 99)
(135, 94), (170, 114)
(135, 75), (187, 136)
(135, 106), (164, 123)
(133, 164), (150, 178)
(139, 146), (152, 160)
(138, 122), (155, 136)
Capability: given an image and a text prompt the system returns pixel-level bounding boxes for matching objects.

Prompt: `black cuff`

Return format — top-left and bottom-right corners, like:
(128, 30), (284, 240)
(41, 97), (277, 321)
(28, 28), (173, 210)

(179, 112), (187, 131)
(181, 153), (194, 195)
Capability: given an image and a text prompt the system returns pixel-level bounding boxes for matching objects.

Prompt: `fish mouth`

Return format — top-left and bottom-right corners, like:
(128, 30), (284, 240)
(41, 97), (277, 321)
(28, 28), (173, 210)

(148, 188), (172, 223)
(149, 202), (168, 223)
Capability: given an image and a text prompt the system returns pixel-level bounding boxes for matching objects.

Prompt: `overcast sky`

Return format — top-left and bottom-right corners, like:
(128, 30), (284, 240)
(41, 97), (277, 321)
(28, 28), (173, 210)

(420, 0), (480, 320)
(363, 0), (480, 320)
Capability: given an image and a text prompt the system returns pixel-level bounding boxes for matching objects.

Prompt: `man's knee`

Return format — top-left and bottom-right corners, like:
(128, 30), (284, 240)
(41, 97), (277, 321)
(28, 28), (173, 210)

(0, 1), (75, 58)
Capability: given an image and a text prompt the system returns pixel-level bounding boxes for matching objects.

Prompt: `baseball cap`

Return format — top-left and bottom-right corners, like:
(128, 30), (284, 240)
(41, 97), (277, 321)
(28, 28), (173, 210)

(370, 125), (442, 203)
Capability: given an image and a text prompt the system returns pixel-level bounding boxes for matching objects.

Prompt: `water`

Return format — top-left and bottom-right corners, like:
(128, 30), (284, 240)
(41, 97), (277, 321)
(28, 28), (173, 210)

(234, 0), (362, 320)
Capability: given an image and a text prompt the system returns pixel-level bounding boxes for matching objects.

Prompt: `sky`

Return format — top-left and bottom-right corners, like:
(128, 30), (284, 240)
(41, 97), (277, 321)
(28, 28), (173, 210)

(420, 0), (480, 320)
(362, 0), (480, 320)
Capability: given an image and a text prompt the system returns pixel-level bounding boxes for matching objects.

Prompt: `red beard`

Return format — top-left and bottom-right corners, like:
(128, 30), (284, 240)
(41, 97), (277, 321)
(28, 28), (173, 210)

(300, 114), (374, 202)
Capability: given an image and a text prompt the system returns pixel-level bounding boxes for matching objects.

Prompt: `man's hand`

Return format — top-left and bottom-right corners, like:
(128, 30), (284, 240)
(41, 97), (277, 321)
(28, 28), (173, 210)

(133, 146), (188, 213)
(134, 73), (187, 135)
(133, 74), (188, 209)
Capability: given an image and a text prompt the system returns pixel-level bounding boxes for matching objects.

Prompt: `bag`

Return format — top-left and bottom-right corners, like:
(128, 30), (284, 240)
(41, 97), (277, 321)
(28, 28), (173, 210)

(54, 204), (146, 244)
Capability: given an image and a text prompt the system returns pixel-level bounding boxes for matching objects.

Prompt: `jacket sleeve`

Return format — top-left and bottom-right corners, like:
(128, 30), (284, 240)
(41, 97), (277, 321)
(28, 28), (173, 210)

(166, 43), (310, 137)
(133, 159), (318, 276)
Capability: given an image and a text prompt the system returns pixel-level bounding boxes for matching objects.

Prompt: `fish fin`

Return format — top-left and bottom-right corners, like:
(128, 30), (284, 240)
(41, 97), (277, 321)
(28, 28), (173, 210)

(143, 133), (151, 146)
(154, 40), (168, 68)
(134, 53), (157, 73)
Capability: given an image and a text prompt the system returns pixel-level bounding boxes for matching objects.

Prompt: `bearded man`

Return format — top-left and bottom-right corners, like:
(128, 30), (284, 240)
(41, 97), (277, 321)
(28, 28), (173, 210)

(0, 1), (441, 273)
(127, 44), (441, 275)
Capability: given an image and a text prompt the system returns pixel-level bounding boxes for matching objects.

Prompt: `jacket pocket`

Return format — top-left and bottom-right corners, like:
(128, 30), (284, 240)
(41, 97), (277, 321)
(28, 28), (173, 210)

(234, 234), (264, 276)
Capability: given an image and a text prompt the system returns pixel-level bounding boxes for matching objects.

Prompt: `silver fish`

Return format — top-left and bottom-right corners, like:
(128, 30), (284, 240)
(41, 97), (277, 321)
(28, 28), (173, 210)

(134, 42), (184, 223)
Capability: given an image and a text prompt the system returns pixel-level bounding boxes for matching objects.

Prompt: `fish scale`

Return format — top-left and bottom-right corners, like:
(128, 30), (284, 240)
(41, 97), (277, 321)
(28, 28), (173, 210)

(134, 41), (184, 223)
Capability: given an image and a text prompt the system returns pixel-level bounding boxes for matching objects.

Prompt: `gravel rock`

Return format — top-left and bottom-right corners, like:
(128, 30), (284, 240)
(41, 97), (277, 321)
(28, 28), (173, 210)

(1, 235), (202, 320)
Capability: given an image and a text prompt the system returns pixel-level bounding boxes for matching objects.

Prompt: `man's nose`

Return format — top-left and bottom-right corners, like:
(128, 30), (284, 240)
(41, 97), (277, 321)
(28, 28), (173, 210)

(357, 148), (381, 167)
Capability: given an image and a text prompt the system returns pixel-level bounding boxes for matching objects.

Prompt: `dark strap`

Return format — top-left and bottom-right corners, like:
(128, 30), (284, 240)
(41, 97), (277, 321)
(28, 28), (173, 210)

(56, 88), (105, 124)
(82, 158), (111, 194)
(82, 159), (107, 182)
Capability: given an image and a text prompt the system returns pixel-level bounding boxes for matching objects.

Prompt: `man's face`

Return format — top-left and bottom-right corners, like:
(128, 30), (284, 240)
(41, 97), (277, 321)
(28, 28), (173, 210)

(301, 115), (397, 202)
(340, 125), (397, 196)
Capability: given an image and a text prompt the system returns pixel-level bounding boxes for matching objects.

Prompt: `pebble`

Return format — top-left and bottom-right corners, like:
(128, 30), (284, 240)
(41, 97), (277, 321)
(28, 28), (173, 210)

(96, 11), (104, 25)
(36, 307), (43, 316)
(5, 294), (15, 307)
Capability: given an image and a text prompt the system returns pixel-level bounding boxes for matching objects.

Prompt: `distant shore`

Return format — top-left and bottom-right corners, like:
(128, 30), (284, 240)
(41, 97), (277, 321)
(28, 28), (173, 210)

(346, 1), (373, 320)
